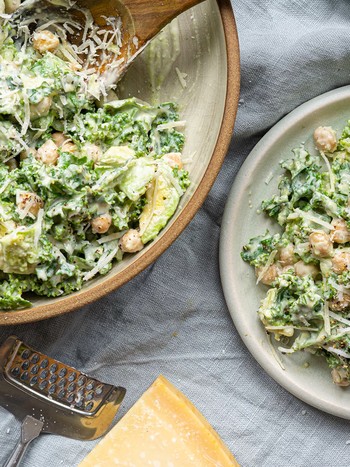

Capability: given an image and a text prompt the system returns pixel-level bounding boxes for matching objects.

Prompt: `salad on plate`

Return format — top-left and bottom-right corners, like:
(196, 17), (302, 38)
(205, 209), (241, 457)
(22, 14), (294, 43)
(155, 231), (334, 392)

(0, 1), (189, 310)
(242, 123), (350, 387)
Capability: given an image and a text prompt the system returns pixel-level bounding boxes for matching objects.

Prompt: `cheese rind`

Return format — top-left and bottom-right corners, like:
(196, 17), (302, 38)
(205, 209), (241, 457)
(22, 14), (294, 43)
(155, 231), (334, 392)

(79, 375), (239, 467)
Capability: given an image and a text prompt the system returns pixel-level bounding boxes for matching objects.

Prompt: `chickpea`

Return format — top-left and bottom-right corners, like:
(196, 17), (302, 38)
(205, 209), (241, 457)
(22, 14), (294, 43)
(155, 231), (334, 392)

(83, 143), (102, 163)
(0, 0), (5, 14)
(294, 261), (319, 279)
(313, 126), (337, 153)
(36, 139), (59, 165)
(30, 96), (52, 118)
(309, 231), (333, 258)
(255, 263), (279, 286)
(331, 251), (350, 274)
(51, 132), (66, 147)
(119, 229), (144, 253)
(51, 133), (76, 153)
(162, 152), (183, 169)
(32, 30), (60, 54)
(331, 368), (350, 387)
(279, 244), (295, 266)
(5, 158), (17, 171)
(17, 192), (44, 217)
(329, 293), (350, 312)
(61, 141), (77, 153)
(20, 147), (37, 160)
(91, 213), (112, 234)
(330, 218), (350, 244)
(4, 0), (20, 13)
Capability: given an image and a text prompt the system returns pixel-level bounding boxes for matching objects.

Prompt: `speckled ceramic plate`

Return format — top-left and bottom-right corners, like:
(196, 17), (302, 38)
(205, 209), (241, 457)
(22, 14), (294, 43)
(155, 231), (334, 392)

(0, 0), (240, 325)
(220, 85), (350, 419)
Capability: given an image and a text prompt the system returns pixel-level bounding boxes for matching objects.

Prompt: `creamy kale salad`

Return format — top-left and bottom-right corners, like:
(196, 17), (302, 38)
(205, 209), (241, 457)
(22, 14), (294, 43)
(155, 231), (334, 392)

(0, 2), (189, 310)
(242, 124), (350, 387)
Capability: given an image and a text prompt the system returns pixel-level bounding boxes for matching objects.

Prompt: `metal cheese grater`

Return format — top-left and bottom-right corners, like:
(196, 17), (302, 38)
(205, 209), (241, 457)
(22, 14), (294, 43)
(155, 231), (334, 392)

(0, 335), (126, 467)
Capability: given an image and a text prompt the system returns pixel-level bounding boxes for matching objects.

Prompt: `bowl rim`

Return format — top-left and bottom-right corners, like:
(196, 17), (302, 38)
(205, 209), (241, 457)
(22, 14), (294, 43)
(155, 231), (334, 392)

(0, 0), (240, 326)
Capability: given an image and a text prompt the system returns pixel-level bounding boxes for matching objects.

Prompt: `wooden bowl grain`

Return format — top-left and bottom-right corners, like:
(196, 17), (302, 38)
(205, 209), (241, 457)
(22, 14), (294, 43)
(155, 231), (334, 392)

(0, 0), (240, 325)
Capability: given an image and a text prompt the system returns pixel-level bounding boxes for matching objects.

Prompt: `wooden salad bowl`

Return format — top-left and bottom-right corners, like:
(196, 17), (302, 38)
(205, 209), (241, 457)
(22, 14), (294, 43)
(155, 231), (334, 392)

(0, 0), (240, 325)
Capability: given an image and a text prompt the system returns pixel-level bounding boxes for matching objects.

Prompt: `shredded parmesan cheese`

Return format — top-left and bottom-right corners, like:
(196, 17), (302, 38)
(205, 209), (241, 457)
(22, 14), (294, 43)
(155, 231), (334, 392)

(330, 327), (350, 339)
(266, 333), (285, 370)
(17, 197), (35, 220)
(0, 179), (11, 195)
(34, 209), (44, 248)
(323, 346), (350, 360)
(323, 300), (331, 335)
(277, 346), (295, 354)
(256, 250), (277, 285)
(83, 246), (119, 281)
(97, 231), (126, 244)
(175, 67), (187, 89)
(21, 92), (31, 137)
(162, 167), (184, 197)
(320, 151), (335, 193)
(290, 208), (334, 230)
(328, 311), (350, 327)
(157, 121), (186, 131)
(334, 283), (350, 294)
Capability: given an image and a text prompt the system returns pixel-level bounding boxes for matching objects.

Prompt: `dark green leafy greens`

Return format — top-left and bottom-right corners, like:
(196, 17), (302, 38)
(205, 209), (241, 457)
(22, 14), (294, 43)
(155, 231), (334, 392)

(0, 16), (189, 310)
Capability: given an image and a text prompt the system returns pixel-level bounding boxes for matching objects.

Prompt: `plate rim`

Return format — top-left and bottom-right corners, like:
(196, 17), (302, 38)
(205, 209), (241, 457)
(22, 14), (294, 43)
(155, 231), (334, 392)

(220, 84), (350, 419)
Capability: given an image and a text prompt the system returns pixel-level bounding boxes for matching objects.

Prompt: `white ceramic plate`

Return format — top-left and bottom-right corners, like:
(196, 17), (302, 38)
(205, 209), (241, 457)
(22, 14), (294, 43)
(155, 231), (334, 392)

(220, 85), (350, 419)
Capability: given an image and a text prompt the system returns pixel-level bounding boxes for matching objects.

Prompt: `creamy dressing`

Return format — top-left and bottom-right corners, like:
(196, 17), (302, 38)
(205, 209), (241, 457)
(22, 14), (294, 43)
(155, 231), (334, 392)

(242, 125), (350, 387)
(0, 5), (190, 310)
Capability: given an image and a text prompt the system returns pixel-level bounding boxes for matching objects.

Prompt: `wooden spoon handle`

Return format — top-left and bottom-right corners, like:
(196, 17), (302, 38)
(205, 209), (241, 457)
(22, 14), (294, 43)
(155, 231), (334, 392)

(126, 0), (204, 44)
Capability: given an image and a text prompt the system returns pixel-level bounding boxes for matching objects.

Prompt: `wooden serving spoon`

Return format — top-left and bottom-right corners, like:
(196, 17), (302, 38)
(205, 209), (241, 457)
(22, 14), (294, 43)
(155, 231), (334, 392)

(79, 0), (205, 79)
(14, 0), (205, 81)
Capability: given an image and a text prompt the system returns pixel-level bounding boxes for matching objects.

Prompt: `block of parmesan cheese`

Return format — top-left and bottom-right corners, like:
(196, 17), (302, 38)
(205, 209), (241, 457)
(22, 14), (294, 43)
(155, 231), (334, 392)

(79, 375), (239, 466)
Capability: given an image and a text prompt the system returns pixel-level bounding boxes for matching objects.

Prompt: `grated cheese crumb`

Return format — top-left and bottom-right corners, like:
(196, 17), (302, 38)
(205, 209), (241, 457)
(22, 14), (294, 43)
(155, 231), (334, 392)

(175, 67), (188, 89)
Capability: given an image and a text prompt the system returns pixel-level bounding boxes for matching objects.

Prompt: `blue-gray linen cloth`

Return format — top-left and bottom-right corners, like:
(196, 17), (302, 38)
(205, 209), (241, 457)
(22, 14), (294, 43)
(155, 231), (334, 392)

(1, 1), (350, 466)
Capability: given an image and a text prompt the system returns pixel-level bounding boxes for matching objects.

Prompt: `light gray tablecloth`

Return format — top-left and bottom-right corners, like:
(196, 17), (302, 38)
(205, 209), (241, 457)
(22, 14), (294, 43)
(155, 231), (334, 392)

(2, 1), (350, 466)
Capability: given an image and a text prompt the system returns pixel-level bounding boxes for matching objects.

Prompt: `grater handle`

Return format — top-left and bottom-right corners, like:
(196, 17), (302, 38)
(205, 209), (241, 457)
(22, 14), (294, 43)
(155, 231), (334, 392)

(3, 416), (44, 467)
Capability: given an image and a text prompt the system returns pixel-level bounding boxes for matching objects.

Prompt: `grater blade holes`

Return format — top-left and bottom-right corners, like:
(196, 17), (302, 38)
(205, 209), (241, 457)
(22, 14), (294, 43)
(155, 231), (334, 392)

(58, 368), (67, 378)
(49, 363), (58, 374)
(30, 376), (38, 387)
(30, 353), (40, 364)
(5, 339), (114, 415)
(40, 359), (49, 369)
(67, 372), (77, 382)
(31, 364), (39, 375)
(21, 349), (31, 360)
